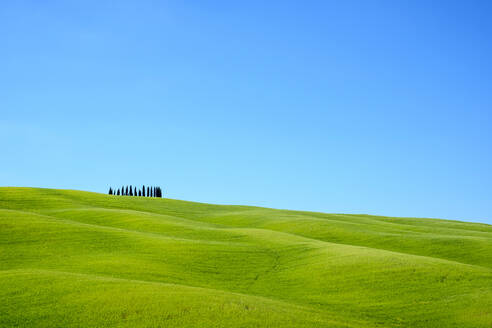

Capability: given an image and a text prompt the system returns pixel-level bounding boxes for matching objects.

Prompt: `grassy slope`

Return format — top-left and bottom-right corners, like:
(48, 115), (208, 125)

(0, 187), (491, 327)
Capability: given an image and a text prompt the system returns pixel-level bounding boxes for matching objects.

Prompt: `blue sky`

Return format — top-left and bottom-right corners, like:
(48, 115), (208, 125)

(1, 0), (491, 223)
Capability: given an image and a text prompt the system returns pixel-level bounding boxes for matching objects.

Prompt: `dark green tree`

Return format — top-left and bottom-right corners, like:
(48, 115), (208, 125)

(142, 185), (146, 197)
(108, 187), (113, 195)
(117, 189), (120, 196)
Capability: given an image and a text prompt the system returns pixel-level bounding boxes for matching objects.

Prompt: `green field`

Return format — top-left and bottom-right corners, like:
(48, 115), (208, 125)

(1, 187), (491, 327)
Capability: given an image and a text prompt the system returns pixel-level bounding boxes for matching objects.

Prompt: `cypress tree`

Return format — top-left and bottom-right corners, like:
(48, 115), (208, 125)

(134, 186), (137, 196)
(125, 186), (128, 196)
(121, 186), (125, 195)
(138, 190), (141, 196)
(130, 186), (133, 196)
(142, 185), (145, 197)
(117, 189), (120, 196)
(108, 187), (113, 195)
(147, 186), (150, 197)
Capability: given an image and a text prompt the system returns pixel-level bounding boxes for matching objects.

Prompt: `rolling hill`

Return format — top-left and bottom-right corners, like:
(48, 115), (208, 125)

(1, 187), (491, 327)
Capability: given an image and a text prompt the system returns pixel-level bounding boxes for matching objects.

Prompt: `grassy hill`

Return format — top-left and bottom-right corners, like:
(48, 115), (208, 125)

(1, 187), (491, 327)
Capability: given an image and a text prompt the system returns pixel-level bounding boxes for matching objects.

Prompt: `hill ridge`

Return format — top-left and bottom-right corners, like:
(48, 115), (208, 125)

(1, 187), (491, 327)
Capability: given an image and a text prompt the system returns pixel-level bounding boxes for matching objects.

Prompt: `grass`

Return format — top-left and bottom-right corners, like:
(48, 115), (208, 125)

(0, 187), (491, 327)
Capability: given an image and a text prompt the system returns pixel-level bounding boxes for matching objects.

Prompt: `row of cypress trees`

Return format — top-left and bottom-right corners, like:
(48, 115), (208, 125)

(108, 185), (163, 198)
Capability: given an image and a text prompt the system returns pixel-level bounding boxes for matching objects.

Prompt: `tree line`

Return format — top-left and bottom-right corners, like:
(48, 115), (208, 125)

(108, 185), (163, 198)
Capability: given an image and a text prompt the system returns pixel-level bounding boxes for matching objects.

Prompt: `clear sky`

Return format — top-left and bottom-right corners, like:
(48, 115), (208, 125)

(1, 1), (491, 223)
